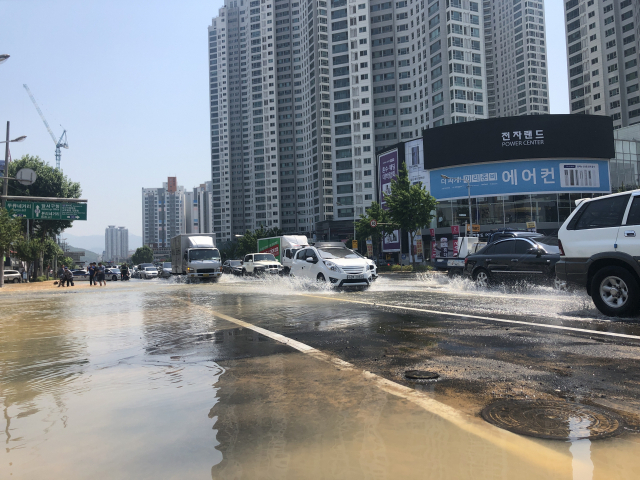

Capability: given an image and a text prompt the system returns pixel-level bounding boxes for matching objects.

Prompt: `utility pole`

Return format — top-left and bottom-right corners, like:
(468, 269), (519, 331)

(1, 122), (9, 288)
(2, 121), (9, 208)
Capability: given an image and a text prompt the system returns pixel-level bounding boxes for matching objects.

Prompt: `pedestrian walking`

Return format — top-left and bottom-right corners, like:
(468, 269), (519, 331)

(21, 269), (28, 283)
(97, 262), (106, 287)
(88, 262), (96, 286)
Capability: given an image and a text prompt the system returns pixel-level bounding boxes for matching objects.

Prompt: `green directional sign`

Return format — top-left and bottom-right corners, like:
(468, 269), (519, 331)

(5, 201), (87, 221)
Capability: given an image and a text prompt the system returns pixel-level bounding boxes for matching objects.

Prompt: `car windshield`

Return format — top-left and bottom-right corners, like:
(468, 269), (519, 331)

(110, 268), (121, 273)
(317, 247), (360, 259)
(254, 254), (276, 262)
(145, 267), (157, 272)
(189, 248), (221, 261)
(162, 262), (171, 268)
(229, 260), (242, 266)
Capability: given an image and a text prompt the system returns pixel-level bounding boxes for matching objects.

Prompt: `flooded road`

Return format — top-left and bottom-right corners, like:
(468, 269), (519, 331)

(1, 275), (639, 479)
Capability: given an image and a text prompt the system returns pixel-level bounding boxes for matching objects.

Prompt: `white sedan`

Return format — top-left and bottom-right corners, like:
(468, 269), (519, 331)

(141, 266), (159, 279)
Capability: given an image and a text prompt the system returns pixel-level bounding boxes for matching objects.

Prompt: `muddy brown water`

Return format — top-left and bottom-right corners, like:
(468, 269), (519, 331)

(1, 278), (639, 479)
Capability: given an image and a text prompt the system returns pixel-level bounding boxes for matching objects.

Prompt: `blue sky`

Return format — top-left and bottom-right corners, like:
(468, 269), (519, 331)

(1, 0), (568, 237)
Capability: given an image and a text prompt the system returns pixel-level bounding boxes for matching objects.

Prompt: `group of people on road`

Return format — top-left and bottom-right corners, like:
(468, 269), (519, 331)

(57, 262), (107, 287)
(57, 266), (74, 287)
(88, 262), (107, 286)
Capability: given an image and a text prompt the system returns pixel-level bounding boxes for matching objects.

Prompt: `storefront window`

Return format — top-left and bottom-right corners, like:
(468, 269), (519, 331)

(532, 194), (558, 224)
(476, 196), (504, 226)
(436, 201), (452, 228)
(502, 195), (532, 225)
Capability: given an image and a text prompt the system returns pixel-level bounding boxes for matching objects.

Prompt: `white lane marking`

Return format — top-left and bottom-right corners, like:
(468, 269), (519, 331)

(301, 294), (640, 341)
(199, 307), (568, 468)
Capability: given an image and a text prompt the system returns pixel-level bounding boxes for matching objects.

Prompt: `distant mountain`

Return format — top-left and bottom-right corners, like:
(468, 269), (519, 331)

(61, 233), (142, 254)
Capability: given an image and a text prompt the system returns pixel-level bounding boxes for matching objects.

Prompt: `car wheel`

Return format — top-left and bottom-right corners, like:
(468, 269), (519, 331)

(242, 269), (247, 277)
(591, 266), (640, 317)
(473, 268), (490, 287)
(317, 273), (326, 282)
(112, 275), (118, 281)
(13, 278), (19, 283)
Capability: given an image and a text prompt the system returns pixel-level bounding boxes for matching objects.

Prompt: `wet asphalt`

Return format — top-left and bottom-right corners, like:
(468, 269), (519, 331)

(1, 273), (640, 479)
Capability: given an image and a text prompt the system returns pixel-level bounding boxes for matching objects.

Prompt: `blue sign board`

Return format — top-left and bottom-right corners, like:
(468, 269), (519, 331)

(429, 159), (611, 200)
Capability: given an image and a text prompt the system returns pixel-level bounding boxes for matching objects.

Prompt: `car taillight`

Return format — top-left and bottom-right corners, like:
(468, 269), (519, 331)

(558, 239), (565, 256)
(464, 257), (468, 265)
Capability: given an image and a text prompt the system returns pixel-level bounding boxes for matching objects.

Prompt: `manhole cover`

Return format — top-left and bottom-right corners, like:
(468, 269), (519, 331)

(405, 370), (439, 380)
(481, 400), (623, 440)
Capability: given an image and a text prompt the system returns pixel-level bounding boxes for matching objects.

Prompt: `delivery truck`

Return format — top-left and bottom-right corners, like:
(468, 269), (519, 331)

(257, 235), (309, 274)
(170, 234), (222, 282)
(432, 236), (486, 276)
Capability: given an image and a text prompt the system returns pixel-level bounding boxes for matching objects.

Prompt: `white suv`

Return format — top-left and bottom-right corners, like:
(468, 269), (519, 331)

(241, 253), (283, 275)
(290, 242), (372, 288)
(556, 189), (640, 316)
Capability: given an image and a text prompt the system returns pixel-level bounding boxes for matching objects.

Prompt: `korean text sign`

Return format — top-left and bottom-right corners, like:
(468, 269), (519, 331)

(429, 159), (610, 201)
(378, 148), (401, 252)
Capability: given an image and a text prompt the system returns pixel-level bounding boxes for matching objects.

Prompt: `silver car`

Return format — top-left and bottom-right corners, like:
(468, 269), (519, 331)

(3, 270), (21, 283)
(142, 266), (159, 279)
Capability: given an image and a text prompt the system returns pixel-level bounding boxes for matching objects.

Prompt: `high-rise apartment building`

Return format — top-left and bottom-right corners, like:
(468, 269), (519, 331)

(564, 0), (639, 128)
(104, 226), (129, 262)
(484, 0), (549, 117)
(142, 177), (186, 249)
(209, 0), (520, 238)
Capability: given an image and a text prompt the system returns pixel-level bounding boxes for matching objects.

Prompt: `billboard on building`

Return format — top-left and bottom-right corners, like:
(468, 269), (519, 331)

(405, 138), (430, 191)
(378, 148), (401, 252)
(430, 159), (611, 201)
(422, 115), (615, 170)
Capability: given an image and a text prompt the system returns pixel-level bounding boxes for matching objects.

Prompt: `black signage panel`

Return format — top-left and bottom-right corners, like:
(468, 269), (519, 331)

(422, 114), (614, 169)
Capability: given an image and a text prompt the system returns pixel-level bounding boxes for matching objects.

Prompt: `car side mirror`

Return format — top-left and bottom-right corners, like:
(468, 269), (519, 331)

(306, 257), (315, 263)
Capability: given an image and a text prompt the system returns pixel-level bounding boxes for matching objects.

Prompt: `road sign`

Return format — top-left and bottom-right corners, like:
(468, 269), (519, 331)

(5, 201), (87, 220)
(352, 240), (358, 249)
(466, 224), (480, 233)
(15, 168), (37, 186)
(370, 220), (377, 227)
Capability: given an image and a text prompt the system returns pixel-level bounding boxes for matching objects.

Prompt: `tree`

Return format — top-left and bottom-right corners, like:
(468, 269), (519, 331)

(355, 202), (391, 259)
(59, 256), (76, 269)
(218, 241), (239, 262)
(236, 226), (283, 259)
(8, 155), (82, 238)
(132, 245), (154, 265)
(384, 162), (437, 269)
(0, 208), (23, 287)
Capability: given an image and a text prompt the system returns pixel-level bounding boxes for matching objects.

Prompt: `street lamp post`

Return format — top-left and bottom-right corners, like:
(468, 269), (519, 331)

(0, 122), (27, 288)
(441, 174), (473, 236)
(1, 122), (27, 209)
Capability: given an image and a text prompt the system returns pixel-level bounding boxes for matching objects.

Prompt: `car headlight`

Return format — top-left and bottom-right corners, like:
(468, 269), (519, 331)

(324, 261), (344, 274)
(187, 267), (192, 272)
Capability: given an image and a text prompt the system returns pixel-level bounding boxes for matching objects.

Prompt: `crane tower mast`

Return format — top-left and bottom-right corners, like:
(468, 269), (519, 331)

(23, 84), (68, 170)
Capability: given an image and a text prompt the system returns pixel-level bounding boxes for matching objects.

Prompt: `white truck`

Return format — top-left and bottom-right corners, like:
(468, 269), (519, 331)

(170, 234), (222, 282)
(256, 235), (309, 274)
(432, 237), (486, 276)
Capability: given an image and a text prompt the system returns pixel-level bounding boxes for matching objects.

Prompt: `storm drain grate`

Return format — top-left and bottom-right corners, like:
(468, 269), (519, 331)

(481, 400), (623, 440)
(404, 370), (439, 380)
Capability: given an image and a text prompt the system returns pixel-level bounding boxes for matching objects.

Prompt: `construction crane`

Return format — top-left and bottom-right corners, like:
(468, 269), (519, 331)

(23, 84), (68, 170)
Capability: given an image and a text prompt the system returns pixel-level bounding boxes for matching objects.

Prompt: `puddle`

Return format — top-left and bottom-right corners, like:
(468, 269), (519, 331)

(1, 281), (639, 479)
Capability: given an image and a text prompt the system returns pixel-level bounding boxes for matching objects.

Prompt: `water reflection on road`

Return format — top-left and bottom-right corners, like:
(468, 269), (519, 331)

(0, 278), (638, 479)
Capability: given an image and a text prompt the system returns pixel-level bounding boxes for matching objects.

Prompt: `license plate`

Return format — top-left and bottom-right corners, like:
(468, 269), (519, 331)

(447, 260), (465, 267)
(203, 273), (209, 277)
(347, 274), (364, 279)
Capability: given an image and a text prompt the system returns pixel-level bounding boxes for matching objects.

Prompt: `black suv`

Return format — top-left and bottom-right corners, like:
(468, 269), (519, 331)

(463, 236), (562, 287)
